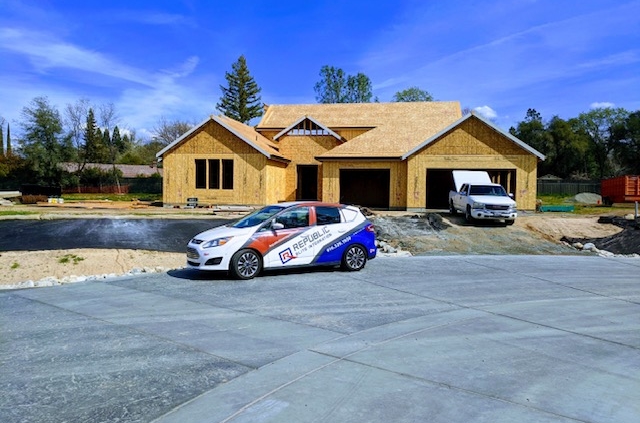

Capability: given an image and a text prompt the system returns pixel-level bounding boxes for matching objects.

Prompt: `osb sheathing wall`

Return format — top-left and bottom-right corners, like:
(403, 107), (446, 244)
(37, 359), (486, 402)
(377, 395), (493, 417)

(407, 119), (539, 210)
(321, 161), (408, 209)
(162, 120), (275, 206)
(276, 134), (339, 201)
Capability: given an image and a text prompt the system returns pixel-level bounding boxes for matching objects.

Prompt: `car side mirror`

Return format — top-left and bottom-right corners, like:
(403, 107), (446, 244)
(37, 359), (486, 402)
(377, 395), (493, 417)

(508, 193), (514, 198)
(272, 221), (284, 230)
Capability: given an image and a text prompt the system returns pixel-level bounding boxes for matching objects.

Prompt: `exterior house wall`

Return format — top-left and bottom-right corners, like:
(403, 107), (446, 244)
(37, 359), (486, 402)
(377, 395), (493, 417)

(406, 119), (539, 210)
(162, 120), (272, 206)
(321, 160), (408, 209)
(275, 134), (339, 201)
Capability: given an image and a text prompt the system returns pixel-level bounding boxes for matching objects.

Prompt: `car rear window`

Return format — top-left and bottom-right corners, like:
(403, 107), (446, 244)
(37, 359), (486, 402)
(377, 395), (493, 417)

(316, 206), (342, 225)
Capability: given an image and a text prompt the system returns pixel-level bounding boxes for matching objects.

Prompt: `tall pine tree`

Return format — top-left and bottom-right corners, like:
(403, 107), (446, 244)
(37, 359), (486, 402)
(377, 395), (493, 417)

(6, 123), (11, 156)
(0, 121), (4, 157)
(216, 55), (263, 123)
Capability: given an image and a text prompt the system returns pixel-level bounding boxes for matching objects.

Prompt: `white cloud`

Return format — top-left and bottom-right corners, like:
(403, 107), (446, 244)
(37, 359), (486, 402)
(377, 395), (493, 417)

(0, 28), (153, 86)
(474, 106), (498, 120)
(590, 102), (615, 109)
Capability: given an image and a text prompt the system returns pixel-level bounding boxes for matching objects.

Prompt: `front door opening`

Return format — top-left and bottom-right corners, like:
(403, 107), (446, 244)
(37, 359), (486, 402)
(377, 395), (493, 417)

(297, 165), (318, 200)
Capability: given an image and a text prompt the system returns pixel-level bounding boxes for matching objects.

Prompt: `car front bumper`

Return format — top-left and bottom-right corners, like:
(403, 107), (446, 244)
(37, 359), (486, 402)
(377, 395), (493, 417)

(186, 246), (231, 271)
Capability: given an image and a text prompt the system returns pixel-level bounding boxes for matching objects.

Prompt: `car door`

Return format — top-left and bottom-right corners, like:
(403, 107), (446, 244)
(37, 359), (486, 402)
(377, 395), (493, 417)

(259, 206), (317, 268)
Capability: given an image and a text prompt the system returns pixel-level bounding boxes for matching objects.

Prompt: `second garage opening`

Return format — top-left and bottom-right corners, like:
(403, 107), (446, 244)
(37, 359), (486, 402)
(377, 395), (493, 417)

(340, 169), (390, 209)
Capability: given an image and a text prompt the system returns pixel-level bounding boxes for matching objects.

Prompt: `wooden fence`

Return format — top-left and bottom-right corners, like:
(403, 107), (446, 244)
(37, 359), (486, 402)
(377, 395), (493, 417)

(537, 180), (601, 196)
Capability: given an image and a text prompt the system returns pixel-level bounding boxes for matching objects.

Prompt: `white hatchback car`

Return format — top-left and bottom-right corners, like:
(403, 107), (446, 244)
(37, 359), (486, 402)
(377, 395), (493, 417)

(186, 201), (377, 279)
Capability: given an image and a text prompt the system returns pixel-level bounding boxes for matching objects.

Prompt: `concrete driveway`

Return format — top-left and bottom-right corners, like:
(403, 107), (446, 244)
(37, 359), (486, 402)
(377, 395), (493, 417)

(1, 255), (639, 423)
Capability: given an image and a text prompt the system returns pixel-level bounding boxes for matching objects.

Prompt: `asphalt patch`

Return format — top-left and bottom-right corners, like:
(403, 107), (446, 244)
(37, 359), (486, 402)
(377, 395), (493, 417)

(0, 218), (230, 252)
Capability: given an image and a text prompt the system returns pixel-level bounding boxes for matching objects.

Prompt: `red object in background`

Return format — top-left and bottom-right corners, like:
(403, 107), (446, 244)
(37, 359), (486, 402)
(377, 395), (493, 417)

(601, 175), (640, 204)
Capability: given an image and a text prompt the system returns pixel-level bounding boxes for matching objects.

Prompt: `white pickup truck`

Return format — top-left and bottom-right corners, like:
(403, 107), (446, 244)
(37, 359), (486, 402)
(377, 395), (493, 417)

(448, 170), (517, 225)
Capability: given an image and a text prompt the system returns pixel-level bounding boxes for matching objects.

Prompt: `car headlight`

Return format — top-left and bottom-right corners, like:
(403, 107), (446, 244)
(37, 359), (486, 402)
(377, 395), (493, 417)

(471, 202), (485, 209)
(203, 237), (233, 248)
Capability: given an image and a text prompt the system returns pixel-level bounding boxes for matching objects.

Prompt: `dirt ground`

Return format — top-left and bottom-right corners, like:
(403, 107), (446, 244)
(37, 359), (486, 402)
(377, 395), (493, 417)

(0, 203), (638, 288)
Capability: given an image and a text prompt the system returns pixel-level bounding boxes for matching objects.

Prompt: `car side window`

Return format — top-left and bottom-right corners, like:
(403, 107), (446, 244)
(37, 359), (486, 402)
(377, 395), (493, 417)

(275, 207), (310, 229)
(316, 206), (342, 225)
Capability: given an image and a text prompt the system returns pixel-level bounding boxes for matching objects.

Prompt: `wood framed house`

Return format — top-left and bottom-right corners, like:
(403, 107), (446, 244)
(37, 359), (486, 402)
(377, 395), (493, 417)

(157, 102), (544, 210)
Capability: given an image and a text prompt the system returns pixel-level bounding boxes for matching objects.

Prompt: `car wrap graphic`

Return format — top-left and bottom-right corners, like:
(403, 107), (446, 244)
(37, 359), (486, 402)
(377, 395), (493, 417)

(267, 225), (334, 266)
(312, 222), (375, 265)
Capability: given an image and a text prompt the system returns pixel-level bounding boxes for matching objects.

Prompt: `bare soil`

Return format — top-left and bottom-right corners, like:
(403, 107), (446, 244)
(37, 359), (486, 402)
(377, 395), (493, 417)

(0, 203), (638, 288)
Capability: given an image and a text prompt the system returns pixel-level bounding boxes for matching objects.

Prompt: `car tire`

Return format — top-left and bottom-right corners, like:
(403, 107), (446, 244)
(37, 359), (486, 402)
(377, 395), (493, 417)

(341, 244), (367, 271)
(465, 206), (474, 223)
(230, 249), (262, 280)
(449, 201), (457, 216)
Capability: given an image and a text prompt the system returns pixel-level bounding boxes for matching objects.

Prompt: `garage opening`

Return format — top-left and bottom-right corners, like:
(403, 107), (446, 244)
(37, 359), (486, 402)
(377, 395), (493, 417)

(340, 169), (390, 208)
(426, 169), (517, 209)
(297, 165), (318, 200)
(426, 169), (456, 209)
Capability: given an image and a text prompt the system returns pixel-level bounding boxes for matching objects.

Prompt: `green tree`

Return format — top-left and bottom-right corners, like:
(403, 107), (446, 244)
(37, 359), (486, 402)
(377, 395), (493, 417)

(83, 108), (109, 164)
(0, 117), (4, 157)
(576, 107), (629, 178)
(509, 109), (552, 159)
(392, 87), (434, 102)
(216, 55), (263, 123)
(345, 73), (373, 103)
(19, 96), (74, 185)
(314, 66), (373, 103)
(545, 117), (591, 179)
(613, 111), (640, 174)
(6, 122), (11, 155)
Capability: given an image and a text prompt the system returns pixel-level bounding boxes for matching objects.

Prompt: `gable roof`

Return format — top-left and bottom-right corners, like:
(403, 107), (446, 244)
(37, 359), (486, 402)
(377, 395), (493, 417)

(156, 115), (289, 163)
(401, 111), (546, 161)
(272, 102), (462, 159)
(273, 115), (343, 141)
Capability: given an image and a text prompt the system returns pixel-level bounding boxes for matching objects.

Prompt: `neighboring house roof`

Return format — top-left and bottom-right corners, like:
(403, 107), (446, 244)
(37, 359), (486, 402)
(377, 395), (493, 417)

(259, 102), (463, 159)
(401, 111), (546, 161)
(156, 115), (289, 163)
(59, 163), (163, 178)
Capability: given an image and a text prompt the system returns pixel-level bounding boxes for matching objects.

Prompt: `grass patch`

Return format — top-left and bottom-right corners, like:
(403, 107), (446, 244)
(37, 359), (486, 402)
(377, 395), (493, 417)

(0, 210), (39, 216)
(537, 194), (635, 215)
(63, 193), (162, 202)
(11, 262), (19, 269)
(58, 254), (85, 265)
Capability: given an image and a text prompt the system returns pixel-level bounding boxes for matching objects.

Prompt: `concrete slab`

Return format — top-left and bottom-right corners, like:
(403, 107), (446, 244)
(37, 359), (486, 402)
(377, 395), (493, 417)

(1, 255), (639, 423)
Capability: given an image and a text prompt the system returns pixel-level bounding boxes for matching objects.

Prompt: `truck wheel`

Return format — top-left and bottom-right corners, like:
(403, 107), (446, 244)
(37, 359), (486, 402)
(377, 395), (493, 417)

(449, 201), (457, 216)
(465, 206), (474, 223)
(229, 249), (262, 280)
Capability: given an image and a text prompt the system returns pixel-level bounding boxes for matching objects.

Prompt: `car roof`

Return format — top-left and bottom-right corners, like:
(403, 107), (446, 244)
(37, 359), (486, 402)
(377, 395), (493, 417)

(275, 201), (345, 208)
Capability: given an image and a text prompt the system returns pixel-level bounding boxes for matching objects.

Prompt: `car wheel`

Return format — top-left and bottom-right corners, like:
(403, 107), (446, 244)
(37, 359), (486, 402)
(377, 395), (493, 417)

(465, 206), (474, 223)
(342, 244), (367, 271)
(230, 249), (262, 280)
(449, 201), (457, 216)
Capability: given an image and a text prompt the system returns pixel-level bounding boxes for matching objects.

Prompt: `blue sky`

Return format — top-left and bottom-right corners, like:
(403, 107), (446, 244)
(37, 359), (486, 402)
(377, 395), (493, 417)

(1, 0), (639, 140)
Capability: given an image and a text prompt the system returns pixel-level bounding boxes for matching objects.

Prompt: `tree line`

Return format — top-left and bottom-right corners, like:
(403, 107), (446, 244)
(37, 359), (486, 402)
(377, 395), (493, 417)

(509, 108), (640, 179)
(1, 54), (638, 191)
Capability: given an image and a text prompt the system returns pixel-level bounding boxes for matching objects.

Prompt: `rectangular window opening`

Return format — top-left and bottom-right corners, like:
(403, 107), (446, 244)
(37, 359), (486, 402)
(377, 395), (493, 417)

(195, 160), (206, 189)
(208, 159), (220, 189)
(222, 160), (234, 190)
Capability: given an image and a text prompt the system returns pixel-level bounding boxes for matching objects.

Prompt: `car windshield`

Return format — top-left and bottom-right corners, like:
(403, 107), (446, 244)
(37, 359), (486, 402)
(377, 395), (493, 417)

(232, 205), (285, 228)
(469, 185), (508, 196)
